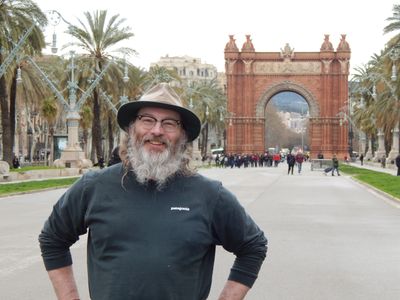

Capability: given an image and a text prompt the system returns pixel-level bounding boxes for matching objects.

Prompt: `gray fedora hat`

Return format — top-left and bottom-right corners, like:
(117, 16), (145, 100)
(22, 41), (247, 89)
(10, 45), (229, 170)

(117, 83), (201, 142)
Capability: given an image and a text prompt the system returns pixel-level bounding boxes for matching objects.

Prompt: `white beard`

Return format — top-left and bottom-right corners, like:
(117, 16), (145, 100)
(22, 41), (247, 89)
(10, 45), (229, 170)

(127, 130), (185, 189)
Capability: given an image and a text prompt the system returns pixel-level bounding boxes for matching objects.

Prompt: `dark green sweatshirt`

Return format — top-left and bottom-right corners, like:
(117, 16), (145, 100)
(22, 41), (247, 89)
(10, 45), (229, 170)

(39, 164), (267, 300)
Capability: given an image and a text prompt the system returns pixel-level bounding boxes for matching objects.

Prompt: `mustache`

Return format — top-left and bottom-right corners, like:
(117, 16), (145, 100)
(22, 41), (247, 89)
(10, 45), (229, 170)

(141, 134), (171, 147)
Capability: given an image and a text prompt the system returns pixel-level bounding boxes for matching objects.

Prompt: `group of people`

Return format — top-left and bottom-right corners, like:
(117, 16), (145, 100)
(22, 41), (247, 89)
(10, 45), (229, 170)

(285, 151), (305, 175)
(94, 146), (122, 169)
(359, 153), (400, 176)
(215, 152), (282, 168)
(215, 151), (310, 170)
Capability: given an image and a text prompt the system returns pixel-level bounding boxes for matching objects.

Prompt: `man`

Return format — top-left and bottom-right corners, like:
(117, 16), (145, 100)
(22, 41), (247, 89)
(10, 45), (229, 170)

(286, 152), (296, 175)
(39, 83), (267, 300)
(396, 153), (400, 176)
(107, 146), (121, 166)
(381, 154), (386, 168)
(295, 151), (304, 174)
(331, 154), (340, 176)
(12, 153), (20, 169)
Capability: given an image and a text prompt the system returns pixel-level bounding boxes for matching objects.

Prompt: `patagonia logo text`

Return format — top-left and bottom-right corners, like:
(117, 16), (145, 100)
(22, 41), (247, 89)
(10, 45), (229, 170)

(170, 207), (190, 211)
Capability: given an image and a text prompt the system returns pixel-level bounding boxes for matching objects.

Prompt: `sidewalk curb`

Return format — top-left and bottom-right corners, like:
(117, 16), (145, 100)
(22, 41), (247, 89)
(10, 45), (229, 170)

(346, 175), (400, 206)
(0, 185), (71, 198)
(0, 176), (81, 198)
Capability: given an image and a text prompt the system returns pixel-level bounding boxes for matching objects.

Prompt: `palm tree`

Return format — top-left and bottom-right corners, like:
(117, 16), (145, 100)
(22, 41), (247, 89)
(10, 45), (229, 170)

(145, 65), (181, 90)
(99, 60), (147, 158)
(351, 64), (378, 153)
(41, 97), (58, 165)
(66, 10), (135, 163)
(383, 5), (400, 152)
(179, 79), (226, 156)
(0, 0), (47, 164)
(384, 4), (400, 46)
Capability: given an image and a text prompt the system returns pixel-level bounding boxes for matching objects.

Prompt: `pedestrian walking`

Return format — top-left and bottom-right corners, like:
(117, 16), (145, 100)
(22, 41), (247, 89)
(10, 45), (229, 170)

(12, 154), (20, 169)
(360, 153), (364, 166)
(287, 152), (295, 175)
(98, 156), (105, 169)
(396, 153), (400, 176)
(107, 146), (121, 166)
(39, 83), (267, 300)
(295, 151), (304, 174)
(381, 154), (386, 168)
(332, 154), (340, 176)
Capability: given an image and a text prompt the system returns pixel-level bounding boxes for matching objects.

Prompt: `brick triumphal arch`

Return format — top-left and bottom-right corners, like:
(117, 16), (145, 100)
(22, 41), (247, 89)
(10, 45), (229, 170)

(224, 34), (351, 159)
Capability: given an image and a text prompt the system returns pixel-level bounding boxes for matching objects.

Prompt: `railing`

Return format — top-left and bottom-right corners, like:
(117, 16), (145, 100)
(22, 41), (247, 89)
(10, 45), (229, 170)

(310, 159), (332, 171)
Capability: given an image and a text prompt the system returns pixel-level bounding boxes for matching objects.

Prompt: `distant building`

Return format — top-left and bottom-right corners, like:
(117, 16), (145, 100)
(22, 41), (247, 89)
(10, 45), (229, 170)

(151, 55), (218, 85)
(277, 111), (309, 133)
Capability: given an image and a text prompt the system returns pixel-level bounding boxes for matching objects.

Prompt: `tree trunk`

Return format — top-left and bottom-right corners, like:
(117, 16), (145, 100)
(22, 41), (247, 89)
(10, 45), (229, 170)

(0, 59), (12, 164)
(44, 123), (48, 166)
(49, 127), (55, 165)
(91, 89), (103, 162)
(30, 134), (37, 162)
(201, 122), (209, 157)
(83, 129), (88, 158)
(108, 115), (114, 161)
(200, 122), (209, 158)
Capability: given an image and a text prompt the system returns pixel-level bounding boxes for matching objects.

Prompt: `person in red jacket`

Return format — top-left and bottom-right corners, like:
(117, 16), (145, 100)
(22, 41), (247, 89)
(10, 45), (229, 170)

(295, 151), (304, 174)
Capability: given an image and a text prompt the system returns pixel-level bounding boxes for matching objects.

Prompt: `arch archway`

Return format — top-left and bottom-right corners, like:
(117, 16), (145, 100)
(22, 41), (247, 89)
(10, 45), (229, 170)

(256, 81), (319, 118)
(224, 34), (351, 158)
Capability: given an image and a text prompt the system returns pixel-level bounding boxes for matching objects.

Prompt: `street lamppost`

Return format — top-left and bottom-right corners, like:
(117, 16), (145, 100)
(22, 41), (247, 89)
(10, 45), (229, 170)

(364, 73), (387, 163)
(22, 11), (114, 168)
(300, 106), (308, 152)
(387, 48), (400, 163)
(338, 98), (364, 160)
(99, 56), (131, 152)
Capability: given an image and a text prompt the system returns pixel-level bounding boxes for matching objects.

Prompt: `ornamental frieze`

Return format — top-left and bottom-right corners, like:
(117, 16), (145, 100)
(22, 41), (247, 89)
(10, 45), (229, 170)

(230, 117), (265, 124)
(253, 61), (321, 75)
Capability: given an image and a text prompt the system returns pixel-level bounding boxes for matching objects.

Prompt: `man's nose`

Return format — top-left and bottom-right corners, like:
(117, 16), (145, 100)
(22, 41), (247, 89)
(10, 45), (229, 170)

(149, 121), (163, 135)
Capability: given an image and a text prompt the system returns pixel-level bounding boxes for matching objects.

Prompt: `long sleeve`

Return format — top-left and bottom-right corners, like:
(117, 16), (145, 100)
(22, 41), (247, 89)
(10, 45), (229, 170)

(211, 185), (267, 287)
(39, 175), (90, 270)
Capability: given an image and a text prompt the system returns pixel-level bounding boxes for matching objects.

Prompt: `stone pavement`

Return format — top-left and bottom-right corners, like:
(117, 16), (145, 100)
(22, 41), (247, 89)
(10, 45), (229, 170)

(1, 162), (399, 299)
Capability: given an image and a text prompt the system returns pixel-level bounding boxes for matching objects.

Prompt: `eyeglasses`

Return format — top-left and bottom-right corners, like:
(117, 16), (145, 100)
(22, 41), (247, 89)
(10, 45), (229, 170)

(135, 115), (182, 132)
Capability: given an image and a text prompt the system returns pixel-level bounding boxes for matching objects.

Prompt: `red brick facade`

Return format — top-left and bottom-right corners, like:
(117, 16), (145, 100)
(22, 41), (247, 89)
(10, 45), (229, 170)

(224, 34), (351, 159)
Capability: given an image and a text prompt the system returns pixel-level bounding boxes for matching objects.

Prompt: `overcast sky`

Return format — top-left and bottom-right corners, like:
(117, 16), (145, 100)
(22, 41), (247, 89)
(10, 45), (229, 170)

(35, 0), (396, 76)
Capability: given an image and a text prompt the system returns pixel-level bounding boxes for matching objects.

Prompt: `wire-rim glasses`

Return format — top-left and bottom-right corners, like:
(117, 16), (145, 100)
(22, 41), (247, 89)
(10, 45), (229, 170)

(135, 115), (182, 132)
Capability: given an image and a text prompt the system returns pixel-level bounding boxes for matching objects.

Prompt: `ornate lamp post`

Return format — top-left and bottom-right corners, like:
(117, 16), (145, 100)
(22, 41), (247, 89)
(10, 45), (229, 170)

(386, 48), (400, 163)
(22, 9), (114, 168)
(365, 73), (387, 163)
(356, 95), (367, 155)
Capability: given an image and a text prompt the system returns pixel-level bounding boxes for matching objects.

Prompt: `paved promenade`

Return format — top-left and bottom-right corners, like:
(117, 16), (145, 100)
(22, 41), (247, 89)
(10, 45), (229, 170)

(1, 162), (399, 299)
(348, 160), (398, 176)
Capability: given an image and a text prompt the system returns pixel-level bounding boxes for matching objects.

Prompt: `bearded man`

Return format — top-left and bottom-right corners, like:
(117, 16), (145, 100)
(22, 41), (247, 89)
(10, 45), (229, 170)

(39, 83), (267, 300)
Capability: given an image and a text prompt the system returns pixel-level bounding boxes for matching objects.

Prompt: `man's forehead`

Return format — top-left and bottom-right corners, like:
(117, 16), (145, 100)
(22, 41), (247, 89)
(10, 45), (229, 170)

(137, 107), (181, 119)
